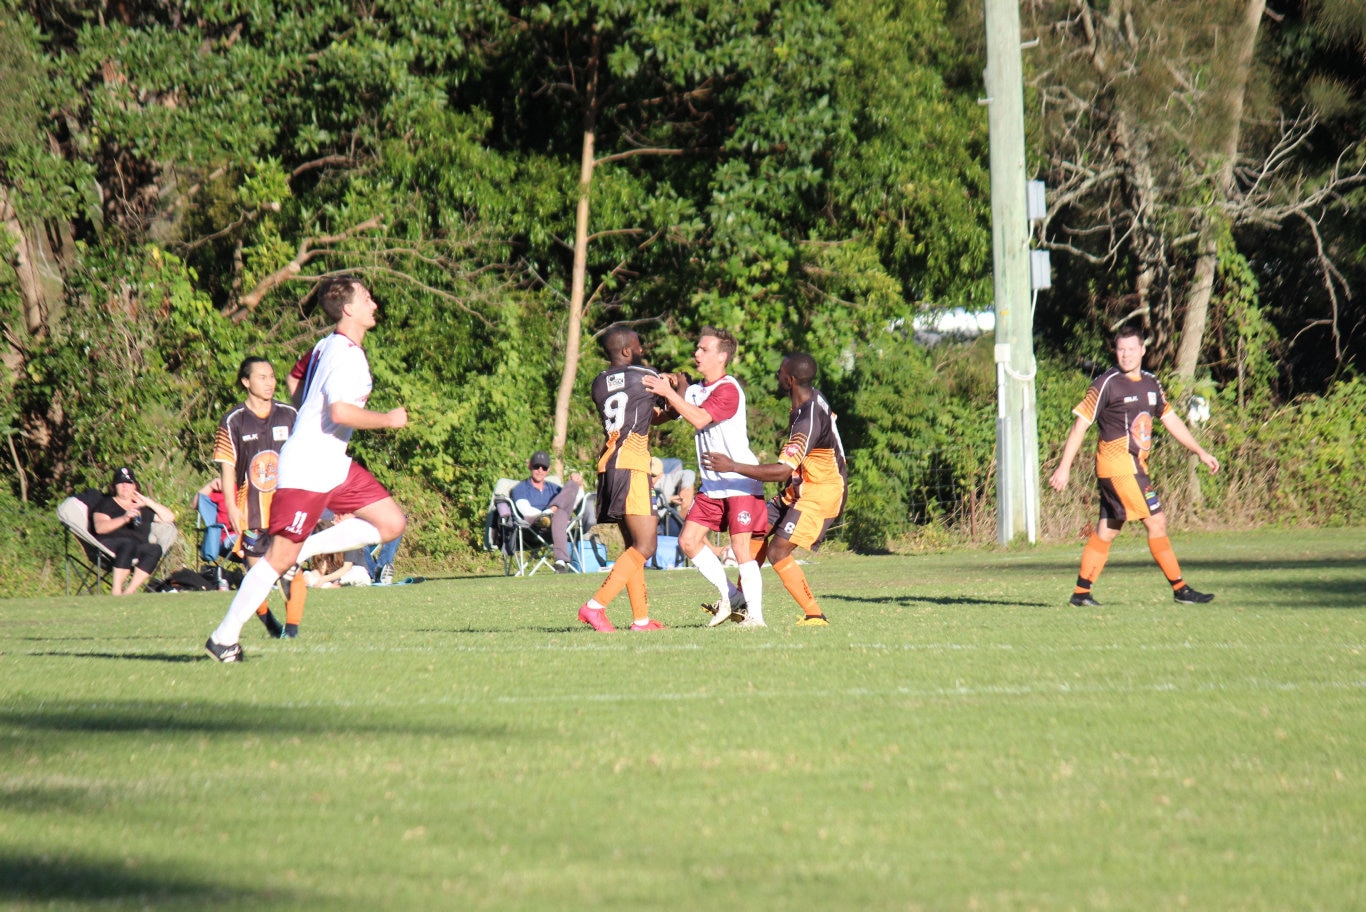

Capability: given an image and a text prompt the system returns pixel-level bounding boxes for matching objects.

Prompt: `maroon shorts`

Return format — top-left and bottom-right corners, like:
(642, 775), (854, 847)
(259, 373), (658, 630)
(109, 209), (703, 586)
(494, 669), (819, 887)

(269, 463), (392, 543)
(685, 492), (769, 535)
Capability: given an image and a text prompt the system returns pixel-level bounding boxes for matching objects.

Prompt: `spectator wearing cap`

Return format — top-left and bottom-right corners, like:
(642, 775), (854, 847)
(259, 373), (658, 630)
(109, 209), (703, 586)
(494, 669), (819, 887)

(510, 450), (583, 573)
(90, 466), (177, 595)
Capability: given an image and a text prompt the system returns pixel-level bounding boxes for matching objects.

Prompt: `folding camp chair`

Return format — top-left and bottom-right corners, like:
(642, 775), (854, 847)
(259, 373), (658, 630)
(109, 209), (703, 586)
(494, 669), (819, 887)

(57, 488), (117, 595)
(195, 492), (240, 586)
(482, 476), (592, 577)
(55, 488), (177, 594)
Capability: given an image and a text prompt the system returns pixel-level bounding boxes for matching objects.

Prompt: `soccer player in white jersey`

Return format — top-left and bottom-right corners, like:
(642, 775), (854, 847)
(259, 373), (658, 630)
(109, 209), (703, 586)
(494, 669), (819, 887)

(204, 276), (408, 662)
(645, 327), (768, 627)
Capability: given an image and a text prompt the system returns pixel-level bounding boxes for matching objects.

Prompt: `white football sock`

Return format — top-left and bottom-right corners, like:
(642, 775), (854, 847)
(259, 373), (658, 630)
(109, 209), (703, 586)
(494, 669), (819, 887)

(737, 559), (764, 623)
(211, 560), (282, 646)
(689, 546), (731, 602)
(296, 518), (382, 564)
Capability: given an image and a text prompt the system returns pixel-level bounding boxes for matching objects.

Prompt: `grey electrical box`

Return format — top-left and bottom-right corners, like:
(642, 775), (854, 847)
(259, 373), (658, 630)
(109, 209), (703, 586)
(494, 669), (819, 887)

(1030, 249), (1051, 289)
(1027, 180), (1047, 222)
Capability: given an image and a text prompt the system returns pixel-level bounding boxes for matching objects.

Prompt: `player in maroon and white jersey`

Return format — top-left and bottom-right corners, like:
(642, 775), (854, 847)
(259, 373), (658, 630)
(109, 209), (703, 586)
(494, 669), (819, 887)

(646, 327), (769, 627)
(212, 356), (297, 637)
(205, 277), (408, 661)
(1049, 325), (1220, 607)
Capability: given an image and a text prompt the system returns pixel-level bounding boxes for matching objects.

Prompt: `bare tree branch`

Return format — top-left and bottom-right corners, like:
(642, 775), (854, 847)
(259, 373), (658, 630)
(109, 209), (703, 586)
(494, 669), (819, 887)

(225, 215), (384, 322)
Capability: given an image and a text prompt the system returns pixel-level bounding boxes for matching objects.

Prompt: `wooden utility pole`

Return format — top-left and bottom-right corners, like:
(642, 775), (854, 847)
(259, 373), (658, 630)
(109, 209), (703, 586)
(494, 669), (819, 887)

(984, 0), (1039, 544)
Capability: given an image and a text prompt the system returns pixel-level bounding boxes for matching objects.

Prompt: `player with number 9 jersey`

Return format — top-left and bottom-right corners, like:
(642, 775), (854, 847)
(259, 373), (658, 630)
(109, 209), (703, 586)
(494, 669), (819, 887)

(591, 362), (662, 523)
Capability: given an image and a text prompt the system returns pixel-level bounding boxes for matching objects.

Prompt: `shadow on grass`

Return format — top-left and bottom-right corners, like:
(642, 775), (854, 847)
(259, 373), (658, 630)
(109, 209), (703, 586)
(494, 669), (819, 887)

(26, 651), (204, 663)
(823, 594), (1052, 609)
(0, 854), (307, 909)
(0, 699), (515, 740)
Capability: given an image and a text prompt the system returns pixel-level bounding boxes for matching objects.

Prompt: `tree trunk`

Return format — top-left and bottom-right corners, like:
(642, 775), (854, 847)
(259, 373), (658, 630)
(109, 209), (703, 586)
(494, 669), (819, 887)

(550, 31), (600, 477)
(0, 186), (61, 338)
(1173, 0), (1265, 387)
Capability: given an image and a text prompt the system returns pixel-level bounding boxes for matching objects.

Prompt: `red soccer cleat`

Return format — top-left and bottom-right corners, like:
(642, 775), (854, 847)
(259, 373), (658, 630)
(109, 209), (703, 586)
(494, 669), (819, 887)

(578, 603), (616, 633)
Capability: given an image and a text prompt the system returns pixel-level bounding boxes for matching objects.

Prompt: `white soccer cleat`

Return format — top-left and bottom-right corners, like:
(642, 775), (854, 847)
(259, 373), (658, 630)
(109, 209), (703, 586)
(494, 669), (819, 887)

(707, 596), (733, 627)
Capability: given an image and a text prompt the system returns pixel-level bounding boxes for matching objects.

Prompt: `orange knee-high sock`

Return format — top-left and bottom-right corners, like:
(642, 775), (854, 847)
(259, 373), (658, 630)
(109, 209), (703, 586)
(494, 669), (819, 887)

(285, 575), (308, 627)
(1076, 534), (1112, 593)
(749, 538), (767, 567)
(773, 555), (821, 618)
(593, 548), (647, 608)
(625, 565), (650, 623)
(256, 600), (271, 617)
(1147, 535), (1185, 590)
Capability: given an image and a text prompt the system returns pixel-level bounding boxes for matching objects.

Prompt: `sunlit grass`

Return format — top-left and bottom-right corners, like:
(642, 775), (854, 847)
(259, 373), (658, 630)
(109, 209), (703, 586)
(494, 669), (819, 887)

(3, 527), (1365, 910)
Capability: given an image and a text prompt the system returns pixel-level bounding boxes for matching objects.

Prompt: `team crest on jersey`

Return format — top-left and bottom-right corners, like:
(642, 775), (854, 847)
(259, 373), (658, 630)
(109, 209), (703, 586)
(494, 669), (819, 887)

(273, 425), (290, 441)
(1130, 411), (1153, 452)
(1148, 391), (1157, 406)
(781, 443), (802, 459)
(248, 451), (280, 492)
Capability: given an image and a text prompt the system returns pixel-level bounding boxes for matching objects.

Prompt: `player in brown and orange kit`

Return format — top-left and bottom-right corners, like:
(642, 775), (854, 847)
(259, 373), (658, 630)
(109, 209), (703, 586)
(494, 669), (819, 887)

(1049, 325), (1220, 607)
(213, 357), (298, 636)
(576, 326), (674, 633)
(702, 352), (848, 626)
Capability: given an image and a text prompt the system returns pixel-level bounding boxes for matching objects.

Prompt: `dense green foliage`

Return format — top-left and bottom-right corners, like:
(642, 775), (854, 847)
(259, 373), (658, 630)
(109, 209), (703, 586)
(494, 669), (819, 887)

(1, 0), (1362, 589)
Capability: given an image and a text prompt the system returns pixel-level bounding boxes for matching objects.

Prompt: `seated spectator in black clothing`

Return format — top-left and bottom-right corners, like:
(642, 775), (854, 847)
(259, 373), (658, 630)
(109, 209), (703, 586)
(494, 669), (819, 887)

(91, 466), (177, 596)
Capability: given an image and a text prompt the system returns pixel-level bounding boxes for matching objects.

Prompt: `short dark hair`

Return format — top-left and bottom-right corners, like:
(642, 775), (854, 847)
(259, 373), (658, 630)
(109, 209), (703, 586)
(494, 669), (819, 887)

(237, 356), (271, 385)
(784, 352), (817, 386)
(1114, 324), (1145, 346)
(699, 326), (737, 365)
(318, 275), (366, 323)
(600, 324), (639, 359)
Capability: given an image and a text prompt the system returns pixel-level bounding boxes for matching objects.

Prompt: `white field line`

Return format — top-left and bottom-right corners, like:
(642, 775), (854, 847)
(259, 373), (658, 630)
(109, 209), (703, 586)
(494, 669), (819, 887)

(12, 677), (1366, 712)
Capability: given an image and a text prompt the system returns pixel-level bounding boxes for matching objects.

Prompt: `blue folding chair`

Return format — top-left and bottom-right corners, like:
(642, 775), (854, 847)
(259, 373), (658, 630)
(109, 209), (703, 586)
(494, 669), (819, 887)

(196, 493), (239, 578)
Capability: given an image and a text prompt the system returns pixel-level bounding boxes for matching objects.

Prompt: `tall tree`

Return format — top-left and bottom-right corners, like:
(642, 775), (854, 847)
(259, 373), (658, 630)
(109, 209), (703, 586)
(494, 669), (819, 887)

(1029, 0), (1364, 394)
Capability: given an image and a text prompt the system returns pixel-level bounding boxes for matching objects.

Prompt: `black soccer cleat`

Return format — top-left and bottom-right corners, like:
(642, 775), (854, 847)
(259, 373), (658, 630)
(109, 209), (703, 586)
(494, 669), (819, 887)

(205, 637), (243, 663)
(1069, 592), (1101, 608)
(259, 610), (284, 639)
(1173, 585), (1215, 604)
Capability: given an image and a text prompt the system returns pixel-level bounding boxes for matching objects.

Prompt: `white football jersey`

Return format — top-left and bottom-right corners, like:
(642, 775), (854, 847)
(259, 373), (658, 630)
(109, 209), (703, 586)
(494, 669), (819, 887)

(688, 375), (762, 498)
(277, 333), (372, 492)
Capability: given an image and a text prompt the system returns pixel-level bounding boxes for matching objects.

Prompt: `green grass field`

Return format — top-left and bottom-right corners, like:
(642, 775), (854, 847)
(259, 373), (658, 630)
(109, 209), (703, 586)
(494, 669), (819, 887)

(3, 527), (1365, 911)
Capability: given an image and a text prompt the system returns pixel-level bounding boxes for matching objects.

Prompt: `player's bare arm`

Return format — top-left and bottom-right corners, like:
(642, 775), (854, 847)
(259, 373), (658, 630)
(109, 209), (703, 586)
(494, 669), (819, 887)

(701, 451), (794, 484)
(643, 373), (708, 429)
(330, 401), (408, 430)
(219, 462), (246, 534)
(1160, 411), (1220, 474)
(1048, 416), (1092, 491)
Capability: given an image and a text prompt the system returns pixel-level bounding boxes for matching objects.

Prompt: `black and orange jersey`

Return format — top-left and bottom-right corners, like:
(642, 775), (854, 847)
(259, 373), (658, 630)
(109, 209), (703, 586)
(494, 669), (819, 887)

(213, 400), (297, 529)
(591, 364), (659, 474)
(776, 388), (848, 518)
(1073, 368), (1171, 478)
